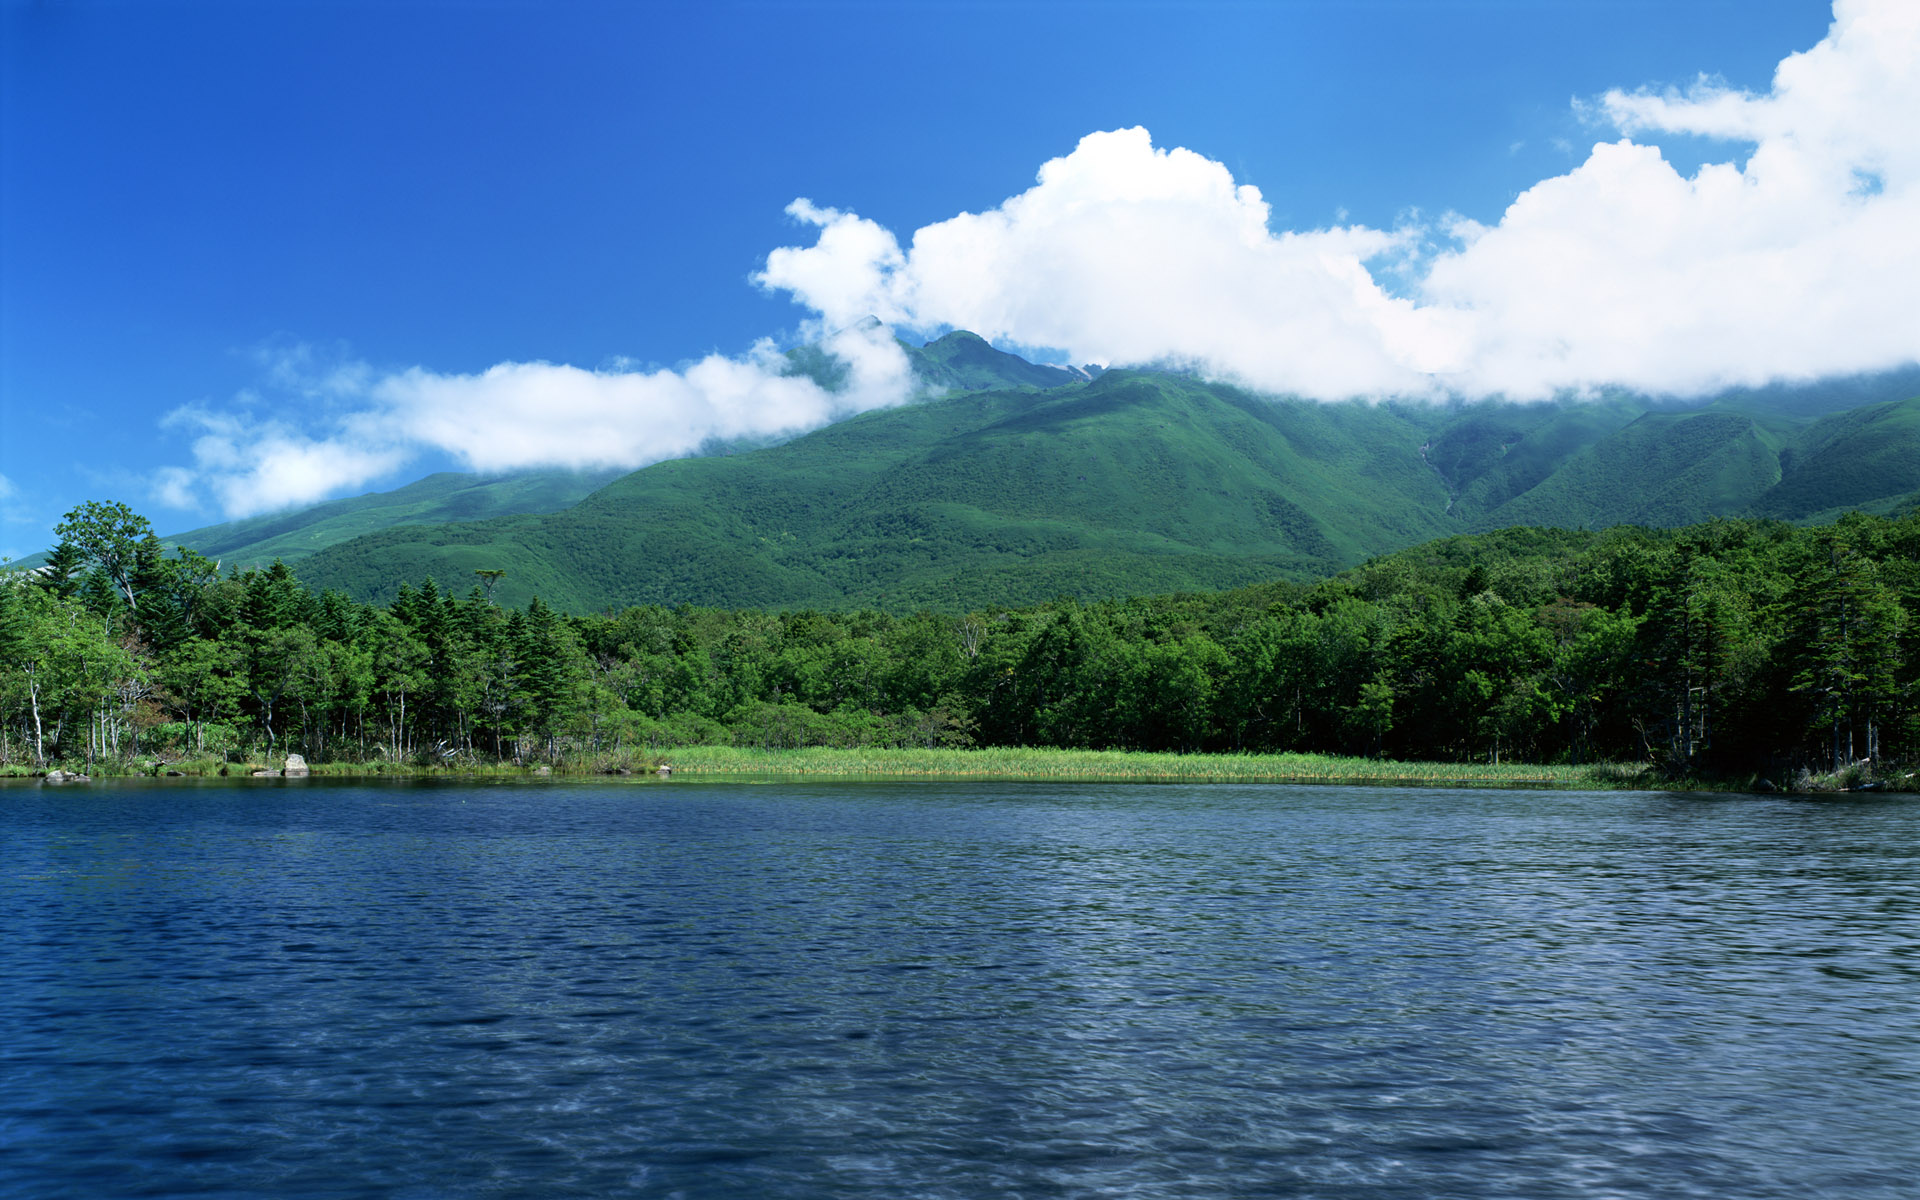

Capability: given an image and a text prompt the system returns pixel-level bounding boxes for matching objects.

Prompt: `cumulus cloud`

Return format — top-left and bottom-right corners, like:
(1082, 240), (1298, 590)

(1425, 0), (1920, 396)
(373, 322), (909, 475)
(156, 408), (412, 516)
(758, 136), (1465, 398)
(157, 321), (912, 518)
(761, 0), (1917, 400)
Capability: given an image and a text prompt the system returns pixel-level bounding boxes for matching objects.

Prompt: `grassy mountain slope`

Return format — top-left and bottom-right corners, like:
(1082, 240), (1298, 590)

(1429, 375), (1920, 532)
(296, 371), (1458, 610)
(1705, 364), (1920, 421)
(161, 468), (627, 567)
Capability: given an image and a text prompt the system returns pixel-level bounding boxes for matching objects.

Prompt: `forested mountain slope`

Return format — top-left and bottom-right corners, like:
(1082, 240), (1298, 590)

(295, 371), (1462, 610)
(1757, 396), (1920, 521)
(291, 350), (1920, 612)
(1486, 410), (1786, 529)
(41, 329), (1894, 613)
(117, 331), (1072, 573)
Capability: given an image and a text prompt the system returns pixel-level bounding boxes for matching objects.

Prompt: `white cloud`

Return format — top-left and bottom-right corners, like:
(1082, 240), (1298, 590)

(374, 323), (909, 475)
(760, 0), (1918, 400)
(155, 321), (912, 519)
(1426, 0), (1920, 396)
(759, 129), (1466, 398)
(158, 406), (412, 516)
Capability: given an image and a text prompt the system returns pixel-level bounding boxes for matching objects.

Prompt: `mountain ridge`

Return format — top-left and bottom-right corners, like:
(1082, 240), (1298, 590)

(23, 333), (1917, 608)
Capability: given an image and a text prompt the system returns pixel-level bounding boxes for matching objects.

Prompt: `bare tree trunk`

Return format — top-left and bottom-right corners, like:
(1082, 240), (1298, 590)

(28, 668), (45, 766)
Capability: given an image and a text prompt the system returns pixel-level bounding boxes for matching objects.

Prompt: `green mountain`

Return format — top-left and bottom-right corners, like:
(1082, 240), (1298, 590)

(1424, 387), (1920, 533)
(1704, 364), (1920, 421)
(1484, 410), (1785, 529)
(288, 351), (1920, 612)
(784, 327), (1088, 395)
(1757, 396), (1920, 521)
(113, 331), (1079, 573)
(293, 370), (1456, 610)
(10, 330), (1079, 576)
(905, 328), (1097, 391)
(35, 330), (1907, 611)
(1420, 397), (1646, 521)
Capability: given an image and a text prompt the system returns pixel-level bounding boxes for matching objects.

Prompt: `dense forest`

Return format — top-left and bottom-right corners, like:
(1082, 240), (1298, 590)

(4, 501), (1916, 784)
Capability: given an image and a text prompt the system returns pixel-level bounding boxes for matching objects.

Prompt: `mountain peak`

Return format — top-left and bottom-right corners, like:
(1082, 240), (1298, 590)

(908, 330), (1091, 392)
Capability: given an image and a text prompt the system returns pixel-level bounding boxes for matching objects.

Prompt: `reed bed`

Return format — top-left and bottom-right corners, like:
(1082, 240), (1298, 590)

(650, 745), (1644, 788)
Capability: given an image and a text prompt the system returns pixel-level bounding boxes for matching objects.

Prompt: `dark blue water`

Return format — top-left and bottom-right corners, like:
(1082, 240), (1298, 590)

(2, 779), (1915, 1198)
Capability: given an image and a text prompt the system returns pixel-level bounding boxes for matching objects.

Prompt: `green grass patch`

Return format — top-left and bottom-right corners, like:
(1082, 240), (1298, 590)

(648, 745), (1651, 787)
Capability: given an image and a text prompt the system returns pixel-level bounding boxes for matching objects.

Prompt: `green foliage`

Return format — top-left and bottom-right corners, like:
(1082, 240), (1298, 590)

(53, 500), (154, 612)
(37, 540), (86, 600)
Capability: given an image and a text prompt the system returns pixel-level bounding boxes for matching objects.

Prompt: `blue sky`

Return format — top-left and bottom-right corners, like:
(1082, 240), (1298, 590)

(2, 0), (1911, 558)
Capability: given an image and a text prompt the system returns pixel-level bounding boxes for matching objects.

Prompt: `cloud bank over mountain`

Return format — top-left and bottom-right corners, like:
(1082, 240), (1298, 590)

(155, 322), (911, 518)
(764, 0), (1917, 401)
(157, 0), (1917, 518)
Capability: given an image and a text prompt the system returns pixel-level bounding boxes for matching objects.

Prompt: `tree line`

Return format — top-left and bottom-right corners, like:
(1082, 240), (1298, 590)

(3, 501), (1915, 778)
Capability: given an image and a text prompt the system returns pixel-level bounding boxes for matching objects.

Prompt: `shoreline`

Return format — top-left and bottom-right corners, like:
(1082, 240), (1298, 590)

(10, 745), (1906, 792)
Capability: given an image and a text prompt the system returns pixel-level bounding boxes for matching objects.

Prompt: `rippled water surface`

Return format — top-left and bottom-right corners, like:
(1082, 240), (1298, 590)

(3, 778), (1917, 1198)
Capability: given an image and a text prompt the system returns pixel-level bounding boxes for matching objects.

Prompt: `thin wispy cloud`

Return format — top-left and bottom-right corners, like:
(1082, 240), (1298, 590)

(152, 0), (1918, 519)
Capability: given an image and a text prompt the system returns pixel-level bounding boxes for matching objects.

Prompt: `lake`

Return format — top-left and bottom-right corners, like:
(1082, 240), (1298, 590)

(2, 777), (1915, 1198)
